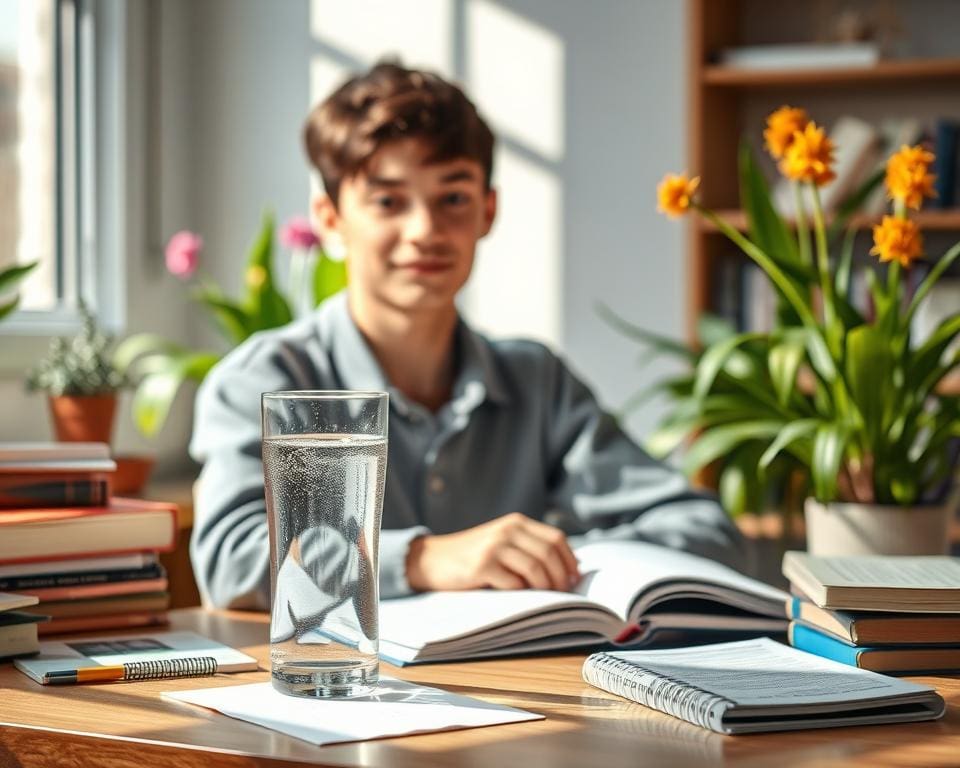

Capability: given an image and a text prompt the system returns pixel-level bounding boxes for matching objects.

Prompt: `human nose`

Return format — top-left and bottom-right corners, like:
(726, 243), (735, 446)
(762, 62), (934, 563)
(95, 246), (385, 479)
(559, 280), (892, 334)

(403, 201), (442, 244)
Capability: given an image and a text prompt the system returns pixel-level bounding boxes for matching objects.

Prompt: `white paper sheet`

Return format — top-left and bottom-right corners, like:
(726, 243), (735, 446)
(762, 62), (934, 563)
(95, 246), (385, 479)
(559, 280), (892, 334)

(164, 676), (543, 746)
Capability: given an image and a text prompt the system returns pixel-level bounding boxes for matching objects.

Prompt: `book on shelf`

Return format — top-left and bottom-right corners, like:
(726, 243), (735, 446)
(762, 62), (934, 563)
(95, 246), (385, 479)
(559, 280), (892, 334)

(789, 622), (960, 673)
(782, 551), (960, 612)
(581, 637), (945, 734)
(788, 596), (960, 645)
(14, 630), (258, 684)
(0, 560), (163, 592)
(715, 42), (880, 71)
(0, 498), (178, 564)
(933, 119), (958, 209)
(0, 471), (112, 509)
(774, 116), (880, 217)
(372, 541), (788, 665)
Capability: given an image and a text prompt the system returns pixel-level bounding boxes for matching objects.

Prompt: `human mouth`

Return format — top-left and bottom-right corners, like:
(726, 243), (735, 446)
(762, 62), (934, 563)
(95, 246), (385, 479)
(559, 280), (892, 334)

(396, 260), (454, 275)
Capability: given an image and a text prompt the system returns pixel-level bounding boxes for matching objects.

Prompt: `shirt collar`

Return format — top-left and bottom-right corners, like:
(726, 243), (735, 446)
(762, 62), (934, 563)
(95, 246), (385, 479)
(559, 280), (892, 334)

(320, 291), (512, 414)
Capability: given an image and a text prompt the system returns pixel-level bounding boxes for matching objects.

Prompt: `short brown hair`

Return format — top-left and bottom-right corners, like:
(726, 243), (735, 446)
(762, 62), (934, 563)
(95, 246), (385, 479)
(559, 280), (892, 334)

(303, 62), (495, 206)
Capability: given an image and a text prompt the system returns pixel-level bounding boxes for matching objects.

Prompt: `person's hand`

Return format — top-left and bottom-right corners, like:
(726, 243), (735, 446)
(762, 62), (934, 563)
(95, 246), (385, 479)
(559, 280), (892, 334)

(405, 513), (580, 592)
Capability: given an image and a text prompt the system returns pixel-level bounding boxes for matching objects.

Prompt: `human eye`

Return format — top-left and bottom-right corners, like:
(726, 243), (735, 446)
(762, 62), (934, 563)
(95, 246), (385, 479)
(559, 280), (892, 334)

(370, 194), (403, 213)
(442, 190), (471, 207)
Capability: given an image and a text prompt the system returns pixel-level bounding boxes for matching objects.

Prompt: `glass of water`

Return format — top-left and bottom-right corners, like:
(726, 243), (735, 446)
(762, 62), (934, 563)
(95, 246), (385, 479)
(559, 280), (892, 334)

(261, 390), (388, 698)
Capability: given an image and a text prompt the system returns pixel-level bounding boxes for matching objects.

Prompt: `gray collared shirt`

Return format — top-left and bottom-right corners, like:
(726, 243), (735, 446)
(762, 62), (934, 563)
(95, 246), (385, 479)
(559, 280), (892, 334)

(189, 291), (746, 609)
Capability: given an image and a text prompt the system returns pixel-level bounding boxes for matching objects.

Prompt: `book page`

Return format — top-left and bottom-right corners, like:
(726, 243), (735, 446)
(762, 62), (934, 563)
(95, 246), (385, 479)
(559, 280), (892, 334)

(379, 590), (612, 648)
(786, 553), (960, 589)
(573, 541), (787, 619)
(603, 638), (933, 707)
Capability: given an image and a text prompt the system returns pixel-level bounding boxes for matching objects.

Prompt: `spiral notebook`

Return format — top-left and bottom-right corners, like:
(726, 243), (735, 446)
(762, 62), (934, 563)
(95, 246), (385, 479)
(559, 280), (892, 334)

(14, 630), (259, 684)
(582, 638), (945, 734)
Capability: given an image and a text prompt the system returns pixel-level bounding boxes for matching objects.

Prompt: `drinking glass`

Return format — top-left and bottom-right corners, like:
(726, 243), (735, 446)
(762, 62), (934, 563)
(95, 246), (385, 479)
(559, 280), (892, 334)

(261, 390), (388, 697)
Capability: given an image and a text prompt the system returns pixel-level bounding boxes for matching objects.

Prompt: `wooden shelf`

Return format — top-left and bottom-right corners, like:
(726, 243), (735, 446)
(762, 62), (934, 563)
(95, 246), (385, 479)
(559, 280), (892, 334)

(703, 57), (960, 88)
(701, 208), (960, 233)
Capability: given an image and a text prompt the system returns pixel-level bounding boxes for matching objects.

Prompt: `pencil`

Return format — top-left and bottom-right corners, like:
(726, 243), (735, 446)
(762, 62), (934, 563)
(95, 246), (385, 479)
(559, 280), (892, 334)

(44, 656), (219, 684)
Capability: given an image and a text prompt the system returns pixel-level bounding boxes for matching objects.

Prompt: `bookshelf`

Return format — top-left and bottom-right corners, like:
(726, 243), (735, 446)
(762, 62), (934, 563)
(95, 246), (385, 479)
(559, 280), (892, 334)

(687, 0), (960, 395)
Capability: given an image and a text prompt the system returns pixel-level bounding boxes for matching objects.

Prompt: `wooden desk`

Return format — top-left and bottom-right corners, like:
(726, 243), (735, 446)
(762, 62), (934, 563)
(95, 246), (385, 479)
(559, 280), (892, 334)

(2, 610), (960, 767)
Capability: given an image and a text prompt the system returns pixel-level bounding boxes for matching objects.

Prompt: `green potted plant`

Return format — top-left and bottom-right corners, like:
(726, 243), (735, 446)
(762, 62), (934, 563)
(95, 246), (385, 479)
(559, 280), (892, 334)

(114, 212), (346, 437)
(616, 107), (959, 556)
(26, 303), (131, 444)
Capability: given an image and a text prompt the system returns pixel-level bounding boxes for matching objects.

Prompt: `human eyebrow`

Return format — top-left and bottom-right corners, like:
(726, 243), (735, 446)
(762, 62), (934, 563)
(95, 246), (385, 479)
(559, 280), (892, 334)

(438, 169), (479, 184)
(365, 176), (406, 189)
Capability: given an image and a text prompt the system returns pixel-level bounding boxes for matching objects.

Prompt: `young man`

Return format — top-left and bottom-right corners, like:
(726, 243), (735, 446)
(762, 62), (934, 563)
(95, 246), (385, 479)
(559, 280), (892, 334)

(190, 62), (746, 610)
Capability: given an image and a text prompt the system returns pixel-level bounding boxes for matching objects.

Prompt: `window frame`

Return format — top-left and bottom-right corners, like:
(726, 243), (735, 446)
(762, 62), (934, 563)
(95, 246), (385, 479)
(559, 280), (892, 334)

(1, 0), (126, 341)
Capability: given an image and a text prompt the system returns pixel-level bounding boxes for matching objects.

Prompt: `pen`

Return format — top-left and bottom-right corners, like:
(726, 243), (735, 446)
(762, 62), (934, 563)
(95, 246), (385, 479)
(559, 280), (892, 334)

(44, 656), (219, 684)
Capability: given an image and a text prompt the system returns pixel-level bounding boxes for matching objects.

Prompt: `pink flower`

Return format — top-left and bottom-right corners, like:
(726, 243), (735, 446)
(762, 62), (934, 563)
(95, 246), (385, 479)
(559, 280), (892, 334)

(280, 216), (321, 250)
(165, 231), (202, 279)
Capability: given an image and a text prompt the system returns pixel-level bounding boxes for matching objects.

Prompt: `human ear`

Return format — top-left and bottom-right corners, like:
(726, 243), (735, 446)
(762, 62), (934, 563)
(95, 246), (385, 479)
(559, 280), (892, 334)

(312, 194), (341, 237)
(480, 188), (498, 238)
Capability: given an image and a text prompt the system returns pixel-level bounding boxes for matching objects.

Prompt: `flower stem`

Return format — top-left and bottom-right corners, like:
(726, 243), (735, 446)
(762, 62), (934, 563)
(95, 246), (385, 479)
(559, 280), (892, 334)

(809, 185), (838, 347)
(792, 181), (812, 267)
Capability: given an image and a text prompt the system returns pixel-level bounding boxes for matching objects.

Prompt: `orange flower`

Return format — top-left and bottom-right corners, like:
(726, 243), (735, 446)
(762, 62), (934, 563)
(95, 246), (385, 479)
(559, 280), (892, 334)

(764, 106), (809, 160)
(780, 122), (835, 186)
(870, 215), (923, 267)
(885, 144), (937, 210)
(657, 173), (700, 218)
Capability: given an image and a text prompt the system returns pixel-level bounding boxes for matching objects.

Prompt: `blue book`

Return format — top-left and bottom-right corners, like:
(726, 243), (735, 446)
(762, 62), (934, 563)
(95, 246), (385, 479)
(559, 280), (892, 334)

(789, 621), (960, 674)
(933, 119), (958, 208)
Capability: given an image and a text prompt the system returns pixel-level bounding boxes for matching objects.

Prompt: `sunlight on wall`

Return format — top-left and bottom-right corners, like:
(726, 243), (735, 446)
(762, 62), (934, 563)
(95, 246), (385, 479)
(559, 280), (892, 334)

(310, 0), (453, 74)
(466, 0), (564, 161)
(462, 144), (560, 345)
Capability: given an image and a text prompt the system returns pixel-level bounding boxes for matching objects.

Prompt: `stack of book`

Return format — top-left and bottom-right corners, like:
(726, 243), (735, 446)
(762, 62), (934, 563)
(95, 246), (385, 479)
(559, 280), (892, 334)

(783, 551), (960, 674)
(0, 592), (43, 658)
(0, 443), (178, 636)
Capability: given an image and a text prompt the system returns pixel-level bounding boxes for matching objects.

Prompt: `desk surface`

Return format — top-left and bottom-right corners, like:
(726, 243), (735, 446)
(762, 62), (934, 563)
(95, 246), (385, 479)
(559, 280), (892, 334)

(2, 609), (960, 768)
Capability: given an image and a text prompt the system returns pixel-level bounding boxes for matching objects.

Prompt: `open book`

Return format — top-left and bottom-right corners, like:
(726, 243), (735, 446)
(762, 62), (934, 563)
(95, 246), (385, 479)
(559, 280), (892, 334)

(379, 541), (789, 665)
(582, 638), (945, 734)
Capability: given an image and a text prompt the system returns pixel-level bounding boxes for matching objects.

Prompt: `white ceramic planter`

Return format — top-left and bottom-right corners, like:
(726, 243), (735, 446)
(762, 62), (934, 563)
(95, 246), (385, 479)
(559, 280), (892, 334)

(804, 498), (953, 556)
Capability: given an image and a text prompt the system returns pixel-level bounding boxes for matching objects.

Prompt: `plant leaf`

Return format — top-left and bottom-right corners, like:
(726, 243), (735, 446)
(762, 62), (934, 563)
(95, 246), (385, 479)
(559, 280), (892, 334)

(113, 333), (187, 373)
(130, 351), (220, 436)
(811, 423), (847, 502)
(845, 324), (894, 444)
(0, 261), (38, 294)
(313, 251), (348, 307)
(195, 289), (253, 343)
(905, 240), (960, 326)
(759, 418), (818, 469)
(768, 333), (805, 407)
(693, 332), (766, 401)
(595, 301), (695, 360)
(827, 168), (884, 241)
(682, 420), (784, 475)
(0, 295), (20, 322)
(739, 140), (799, 266)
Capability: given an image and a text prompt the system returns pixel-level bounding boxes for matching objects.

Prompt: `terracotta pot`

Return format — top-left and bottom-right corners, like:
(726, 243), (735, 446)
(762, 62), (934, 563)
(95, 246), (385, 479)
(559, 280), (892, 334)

(804, 497), (954, 556)
(48, 394), (117, 444)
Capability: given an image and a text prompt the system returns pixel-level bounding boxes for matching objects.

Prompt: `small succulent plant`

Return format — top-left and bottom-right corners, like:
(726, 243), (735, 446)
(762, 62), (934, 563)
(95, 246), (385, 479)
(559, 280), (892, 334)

(26, 305), (130, 396)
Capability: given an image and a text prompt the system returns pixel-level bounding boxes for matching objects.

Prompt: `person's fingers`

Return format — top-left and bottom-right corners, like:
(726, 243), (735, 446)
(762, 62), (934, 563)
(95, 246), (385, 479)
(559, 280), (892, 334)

(512, 527), (568, 591)
(482, 562), (526, 590)
(498, 545), (552, 590)
(522, 518), (581, 585)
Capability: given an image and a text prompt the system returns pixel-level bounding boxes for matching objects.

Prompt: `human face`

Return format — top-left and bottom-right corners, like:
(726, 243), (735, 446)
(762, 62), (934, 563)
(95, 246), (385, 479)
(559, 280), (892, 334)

(316, 137), (496, 315)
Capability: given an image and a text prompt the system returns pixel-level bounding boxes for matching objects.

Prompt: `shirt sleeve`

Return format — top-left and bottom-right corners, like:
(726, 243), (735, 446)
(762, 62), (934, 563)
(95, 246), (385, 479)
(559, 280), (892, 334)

(541, 352), (749, 571)
(189, 336), (429, 609)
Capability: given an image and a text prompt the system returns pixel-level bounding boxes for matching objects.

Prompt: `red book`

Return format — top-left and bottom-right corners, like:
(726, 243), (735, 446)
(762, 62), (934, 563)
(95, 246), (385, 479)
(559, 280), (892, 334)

(0, 498), (178, 564)
(16, 577), (169, 602)
(37, 611), (170, 637)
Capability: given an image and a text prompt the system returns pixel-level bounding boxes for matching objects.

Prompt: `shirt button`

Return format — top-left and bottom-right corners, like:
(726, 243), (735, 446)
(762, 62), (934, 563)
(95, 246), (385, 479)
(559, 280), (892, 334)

(428, 475), (445, 494)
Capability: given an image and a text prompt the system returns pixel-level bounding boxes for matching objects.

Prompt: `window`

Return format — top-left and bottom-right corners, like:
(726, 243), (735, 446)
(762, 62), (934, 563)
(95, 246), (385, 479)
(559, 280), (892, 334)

(0, 0), (124, 336)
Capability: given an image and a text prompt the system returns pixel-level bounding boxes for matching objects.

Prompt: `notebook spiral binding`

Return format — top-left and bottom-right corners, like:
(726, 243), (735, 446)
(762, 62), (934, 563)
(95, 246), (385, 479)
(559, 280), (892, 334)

(122, 656), (219, 681)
